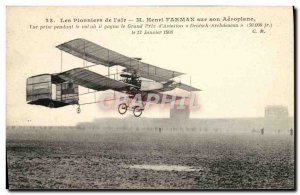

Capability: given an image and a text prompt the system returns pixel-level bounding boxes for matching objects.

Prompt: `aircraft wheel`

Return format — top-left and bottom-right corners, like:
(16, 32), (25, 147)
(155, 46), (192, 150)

(48, 102), (54, 108)
(118, 103), (127, 114)
(133, 106), (143, 117)
(77, 106), (81, 114)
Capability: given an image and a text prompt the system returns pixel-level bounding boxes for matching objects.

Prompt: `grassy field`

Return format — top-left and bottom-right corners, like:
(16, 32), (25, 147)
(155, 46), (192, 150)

(6, 128), (295, 189)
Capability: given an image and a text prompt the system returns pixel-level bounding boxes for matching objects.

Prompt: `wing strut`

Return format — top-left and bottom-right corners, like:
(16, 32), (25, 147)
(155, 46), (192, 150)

(60, 50), (63, 72)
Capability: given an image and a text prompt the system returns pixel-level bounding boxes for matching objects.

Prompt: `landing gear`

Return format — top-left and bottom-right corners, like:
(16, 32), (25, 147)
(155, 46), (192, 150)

(48, 102), (54, 108)
(117, 103), (143, 117)
(118, 103), (127, 114)
(76, 105), (81, 114)
(133, 106), (143, 117)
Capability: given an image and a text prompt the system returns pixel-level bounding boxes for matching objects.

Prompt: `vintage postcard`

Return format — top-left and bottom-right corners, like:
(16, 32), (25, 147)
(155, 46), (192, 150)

(6, 6), (294, 190)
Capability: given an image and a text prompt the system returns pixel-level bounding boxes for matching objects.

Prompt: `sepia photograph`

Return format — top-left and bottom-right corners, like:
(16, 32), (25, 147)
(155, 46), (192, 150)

(6, 6), (295, 190)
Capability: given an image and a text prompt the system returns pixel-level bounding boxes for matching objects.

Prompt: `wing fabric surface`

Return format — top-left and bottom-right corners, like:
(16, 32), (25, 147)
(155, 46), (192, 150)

(55, 68), (138, 91)
(56, 38), (184, 82)
(177, 83), (201, 91)
(150, 82), (201, 92)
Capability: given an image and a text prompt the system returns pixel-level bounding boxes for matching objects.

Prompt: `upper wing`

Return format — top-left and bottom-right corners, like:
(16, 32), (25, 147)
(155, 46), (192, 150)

(56, 38), (184, 82)
(54, 68), (138, 92)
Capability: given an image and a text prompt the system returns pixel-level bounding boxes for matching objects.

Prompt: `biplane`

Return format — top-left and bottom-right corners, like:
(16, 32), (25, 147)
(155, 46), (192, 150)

(26, 38), (200, 117)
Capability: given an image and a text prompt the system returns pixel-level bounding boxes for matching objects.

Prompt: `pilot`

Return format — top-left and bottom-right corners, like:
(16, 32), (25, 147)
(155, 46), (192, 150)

(131, 71), (139, 85)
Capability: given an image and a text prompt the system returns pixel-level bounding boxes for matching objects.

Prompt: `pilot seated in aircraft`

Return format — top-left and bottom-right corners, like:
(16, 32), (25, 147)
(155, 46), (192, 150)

(131, 71), (141, 86)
